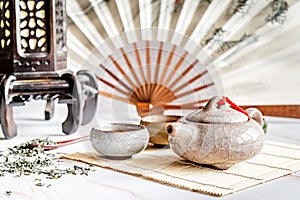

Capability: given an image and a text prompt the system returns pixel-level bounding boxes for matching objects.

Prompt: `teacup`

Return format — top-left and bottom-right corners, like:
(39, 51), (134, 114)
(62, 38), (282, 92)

(90, 123), (149, 159)
(140, 115), (181, 147)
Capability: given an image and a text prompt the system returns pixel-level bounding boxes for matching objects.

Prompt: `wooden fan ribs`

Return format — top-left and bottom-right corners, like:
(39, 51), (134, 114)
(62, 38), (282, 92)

(133, 43), (147, 84)
(120, 48), (141, 86)
(164, 51), (188, 84)
(98, 91), (135, 105)
(176, 82), (215, 99)
(168, 59), (199, 89)
(155, 50), (190, 101)
(146, 41), (152, 101)
(152, 45), (180, 101)
(120, 47), (145, 101)
(99, 66), (143, 103)
(150, 42), (165, 102)
(153, 42), (163, 84)
(98, 64), (139, 101)
(172, 70), (209, 94)
(90, 0), (223, 115)
(133, 43), (148, 101)
(98, 41), (213, 115)
(99, 64), (129, 91)
(158, 45), (177, 84)
(108, 55), (137, 90)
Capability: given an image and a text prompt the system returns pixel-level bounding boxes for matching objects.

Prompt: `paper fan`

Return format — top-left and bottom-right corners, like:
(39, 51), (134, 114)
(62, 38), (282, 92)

(65, 0), (300, 118)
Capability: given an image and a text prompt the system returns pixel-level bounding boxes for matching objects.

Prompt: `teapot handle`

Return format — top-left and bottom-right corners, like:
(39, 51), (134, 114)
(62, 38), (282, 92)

(246, 108), (264, 127)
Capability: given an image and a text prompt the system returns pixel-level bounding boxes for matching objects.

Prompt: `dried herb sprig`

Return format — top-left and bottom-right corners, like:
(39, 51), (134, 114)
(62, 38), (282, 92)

(0, 138), (94, 189)
(8, 137), (56, 157)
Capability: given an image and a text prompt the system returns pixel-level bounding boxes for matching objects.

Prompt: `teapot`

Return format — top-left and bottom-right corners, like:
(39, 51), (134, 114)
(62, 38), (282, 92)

(167, 96), (265, 170)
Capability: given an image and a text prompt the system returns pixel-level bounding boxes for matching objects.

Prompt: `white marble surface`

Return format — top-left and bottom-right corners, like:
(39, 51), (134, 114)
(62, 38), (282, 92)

(1, 101), (300, 200)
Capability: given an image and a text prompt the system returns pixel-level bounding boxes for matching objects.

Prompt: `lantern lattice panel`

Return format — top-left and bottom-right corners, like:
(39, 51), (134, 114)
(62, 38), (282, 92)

(0, 0), (12, 56)
(18, 0), (49, 54)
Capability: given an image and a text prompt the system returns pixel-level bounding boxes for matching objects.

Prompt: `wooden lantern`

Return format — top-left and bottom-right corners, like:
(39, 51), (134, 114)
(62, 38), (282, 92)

(0, 0), (98, 139)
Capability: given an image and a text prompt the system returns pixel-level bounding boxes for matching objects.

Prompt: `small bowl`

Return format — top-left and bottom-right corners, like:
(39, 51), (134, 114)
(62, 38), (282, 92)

(90, 123), (149, 160)
(140, 115), (181, 147)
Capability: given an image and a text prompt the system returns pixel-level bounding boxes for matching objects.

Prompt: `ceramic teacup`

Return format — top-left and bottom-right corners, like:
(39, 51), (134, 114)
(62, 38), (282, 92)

(90, 123), (149, 159)
(140, 115), (181, 147)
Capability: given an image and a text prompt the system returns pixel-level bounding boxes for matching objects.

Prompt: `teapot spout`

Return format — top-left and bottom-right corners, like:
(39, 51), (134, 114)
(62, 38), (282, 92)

(167, 123), (179, 138)
(167, 122), (198, 140)
(167, 122), (189, 138)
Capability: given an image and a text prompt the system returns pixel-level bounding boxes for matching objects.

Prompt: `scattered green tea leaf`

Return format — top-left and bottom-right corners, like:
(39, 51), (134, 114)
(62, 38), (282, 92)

(0, 138), (94, 188)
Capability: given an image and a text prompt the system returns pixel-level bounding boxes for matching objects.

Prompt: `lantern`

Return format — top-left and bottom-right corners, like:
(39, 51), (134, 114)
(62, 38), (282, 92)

(0, 0), (98, 139)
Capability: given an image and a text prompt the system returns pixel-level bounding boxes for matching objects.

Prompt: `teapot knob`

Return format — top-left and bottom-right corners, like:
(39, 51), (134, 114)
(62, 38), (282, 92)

(202, 96), (224, 111)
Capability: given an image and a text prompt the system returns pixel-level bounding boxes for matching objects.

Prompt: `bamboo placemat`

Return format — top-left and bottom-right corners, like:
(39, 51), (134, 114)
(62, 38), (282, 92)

(62, 140), (300, 196)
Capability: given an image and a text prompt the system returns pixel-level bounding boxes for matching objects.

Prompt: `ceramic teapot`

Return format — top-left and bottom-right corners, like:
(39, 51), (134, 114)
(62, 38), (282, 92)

(167, 96), (265, 170)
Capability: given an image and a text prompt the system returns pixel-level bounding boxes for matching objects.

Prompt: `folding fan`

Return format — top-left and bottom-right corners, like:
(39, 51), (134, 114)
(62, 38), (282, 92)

(65, 0), (300, 119)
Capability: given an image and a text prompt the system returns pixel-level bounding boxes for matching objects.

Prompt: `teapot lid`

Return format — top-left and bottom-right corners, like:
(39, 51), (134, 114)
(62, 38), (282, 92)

(185, 96), (249, 124)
